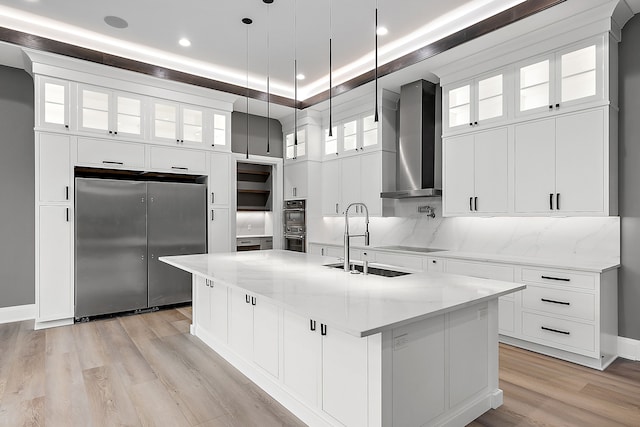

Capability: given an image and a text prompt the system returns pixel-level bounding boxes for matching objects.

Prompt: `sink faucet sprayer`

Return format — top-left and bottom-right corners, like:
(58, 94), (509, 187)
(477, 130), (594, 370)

(344, 202), (369, 275)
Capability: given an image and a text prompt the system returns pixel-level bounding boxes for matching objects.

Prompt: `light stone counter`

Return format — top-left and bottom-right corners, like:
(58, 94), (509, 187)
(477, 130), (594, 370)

(161, 250), (524, 337)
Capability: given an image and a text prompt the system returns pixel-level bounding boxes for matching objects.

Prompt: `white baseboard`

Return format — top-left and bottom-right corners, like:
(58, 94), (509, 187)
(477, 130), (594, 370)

(0, 304), (36, 324)
(618, 336), (640, 361)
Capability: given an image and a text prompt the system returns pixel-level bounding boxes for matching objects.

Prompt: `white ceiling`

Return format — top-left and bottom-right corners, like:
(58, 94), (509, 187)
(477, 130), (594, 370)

(0, 0), (528, 101)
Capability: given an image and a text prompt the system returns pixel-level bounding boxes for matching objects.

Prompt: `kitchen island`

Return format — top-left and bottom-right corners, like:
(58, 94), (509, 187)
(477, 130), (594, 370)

(161, 250), (525, 427)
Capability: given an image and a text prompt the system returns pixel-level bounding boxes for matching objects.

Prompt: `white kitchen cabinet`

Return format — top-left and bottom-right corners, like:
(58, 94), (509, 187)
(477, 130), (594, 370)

(443, 127), (508, 216)
(209, 152), (230, 206)
(208, 208), (230, 253)
(323, 113), (385, 159)
(36, 76), (71, 131)
(516, 38), (604, 117)
(152, 100), (206, 147)
(308, 243), (343, 258)
(340, 156), (360, 210)
(211, 112), (229, 150)
(444, 69), (508, 132)
(284, 161), (308, 200)
(37, 205), (72, 321)
(285, 128), (307, 161)
(321, 159), (342, 215)
(77, 84), (146, 140)
(38, 133), (71, 203)
(194, 277), (228, 343)
(76, 137), (145, 169)
(322, 325), (369, 427)
(229, 289), (279, 378)
(194, 276), (210, 333)
(149, 146), (207, 174)
(283, 311), (322, 405)
(514, 108), (605, 214)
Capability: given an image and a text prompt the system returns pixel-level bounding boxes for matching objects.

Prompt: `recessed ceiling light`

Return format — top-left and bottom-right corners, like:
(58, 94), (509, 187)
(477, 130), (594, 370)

(296, 74), (305, 80)
(104, 16), (128, 29)
(179, 38), (191, 47)
(376, 26), (388, 36)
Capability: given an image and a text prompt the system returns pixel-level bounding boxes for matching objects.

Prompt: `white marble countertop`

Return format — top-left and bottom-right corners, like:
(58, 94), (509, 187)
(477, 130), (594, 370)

(161, 250), (524, 338)
(310, 241), (620, 273)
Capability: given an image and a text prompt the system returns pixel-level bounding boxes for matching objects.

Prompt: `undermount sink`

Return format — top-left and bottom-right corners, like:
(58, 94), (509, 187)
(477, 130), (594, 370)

(324, 263), (412, 277)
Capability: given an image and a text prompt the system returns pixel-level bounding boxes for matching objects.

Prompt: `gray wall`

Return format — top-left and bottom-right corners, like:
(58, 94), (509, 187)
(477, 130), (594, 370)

(232, 111), (283, 158)
(0, 65), (35, 308)
(619, 13), (640, 340)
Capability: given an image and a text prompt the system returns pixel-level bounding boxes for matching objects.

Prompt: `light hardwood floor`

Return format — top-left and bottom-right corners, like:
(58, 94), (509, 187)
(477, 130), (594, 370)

(0, 307), (638, 426)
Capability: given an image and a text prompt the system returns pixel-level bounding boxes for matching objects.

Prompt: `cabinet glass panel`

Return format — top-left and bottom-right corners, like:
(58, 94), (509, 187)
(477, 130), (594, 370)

(325, 126), (337, 155)
(82, 90), (109, 130)
(448, 85), (470, 127)
(44, 82), (65, 125)
(155, 103), (177, 139)
(519, 60), (549, 112)
(116, 96), (142, 135)
(362, 115), (378, 147)
(285, 133), (295, 159)
(296, 129), (306, 158)
(182, 108), (203, 142)
(343, 120), (357, 151)
(561, 45), (596, 103)
(213, 113), (226, 146)
(477, 75), (503, 121)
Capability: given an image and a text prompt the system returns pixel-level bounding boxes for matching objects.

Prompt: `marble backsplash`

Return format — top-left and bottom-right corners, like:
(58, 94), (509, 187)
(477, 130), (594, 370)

(312, 199), (620, 263)
(236, 211), (274, 237)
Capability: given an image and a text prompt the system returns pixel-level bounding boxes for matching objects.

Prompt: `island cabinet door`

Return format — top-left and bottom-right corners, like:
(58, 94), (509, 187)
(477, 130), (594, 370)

(209, 280), (228, 343)
(229, 289), (254, 362)
(282, 310), (321, 406)
(253, 298), (280, 379)
(194, 276), (211, 332)
(322, 327), (369, 427)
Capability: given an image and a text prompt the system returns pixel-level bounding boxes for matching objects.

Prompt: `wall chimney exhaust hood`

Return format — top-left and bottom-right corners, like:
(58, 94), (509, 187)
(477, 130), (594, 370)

(380, 79), (442, 199)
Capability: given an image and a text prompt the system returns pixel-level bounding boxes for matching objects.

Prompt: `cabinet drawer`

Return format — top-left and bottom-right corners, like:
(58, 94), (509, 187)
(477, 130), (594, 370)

(149, 146), (206, 173)
(351, 249), (376, 262)
(522, 311), (595, 354)
(77, 138), (145, 168)
(522, 285), (595, 321)
(319, 246), (343, 258)
(521, 268), (595, 290)
(374, 252), (423, 271)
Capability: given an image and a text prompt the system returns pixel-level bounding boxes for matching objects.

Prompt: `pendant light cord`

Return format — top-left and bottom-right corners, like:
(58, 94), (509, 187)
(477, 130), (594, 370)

(246, 20), (250, 159)
(329, 0), (333, 137)
(374, 1), (379, 122)
(266, 1), (271, 153)
(294, 0), (298, 149)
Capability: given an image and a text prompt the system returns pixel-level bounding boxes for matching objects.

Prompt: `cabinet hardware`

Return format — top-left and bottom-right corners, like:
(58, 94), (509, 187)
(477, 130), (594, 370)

(549, 193), (554, 210)
(541, 326), (570, 335)
(171, 166), (189, 171)
(245, 294), (250, 304)
(66, 208), (69, 222)
(109, 130), (113, 134)
(474, 121), (478, 126)
(335, 203), (339, 214)
(310, 319), (316, 331)
(541, 298), (570, 306)
(102, 160), (124, 165)
(320, 323), (327, 336)
(64, 124), (69, 129)
(251, 296), (256, 306)
(432, 260), (437, 264)
(321, 248), (324, 256)
(474, 196), (478, 211)
(211, 192), (215, 204)
(65, 186), (69, 200)
(211, 210), (215, 221)
(549, 105), (553, 110)
(469, 197), (473, 211)
(541, 275), (570, 282)
(555, 103), (560, 109)
(556, 193), (560, 210)
(469, 123), (473, 127)
(114, 131), (118, 135)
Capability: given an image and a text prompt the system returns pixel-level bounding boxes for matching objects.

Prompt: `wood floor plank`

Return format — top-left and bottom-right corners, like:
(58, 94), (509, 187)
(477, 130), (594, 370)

(72, 322), (108, 370)
(82, 365), (141, 427)
(128, 379), (191, 427)
(45, 323), (75, 356)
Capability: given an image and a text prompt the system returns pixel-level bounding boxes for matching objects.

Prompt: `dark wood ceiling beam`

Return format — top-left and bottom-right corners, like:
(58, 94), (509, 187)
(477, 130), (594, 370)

(0, 0), (564, 112)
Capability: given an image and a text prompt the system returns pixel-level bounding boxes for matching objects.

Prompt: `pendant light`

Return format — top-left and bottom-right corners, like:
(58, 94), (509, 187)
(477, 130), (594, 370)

(242, 17), (252, 159)
(374, 0), (379, 122)
(293, 0), (298, 154)
(329, 0), (333, 137)
(264, 0), (273, 153)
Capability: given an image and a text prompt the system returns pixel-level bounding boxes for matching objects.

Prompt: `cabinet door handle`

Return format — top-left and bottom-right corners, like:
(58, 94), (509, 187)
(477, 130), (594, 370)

(541, 298), (571, 306)
(66, 208), (69, 222)
(211, 210), (215, 221)
(541, 275), (570, 282)
(549, 193), (554, 210)
(65, 186), (69, 200)
(469, 197), (473, 211)
(541, 326), (570, 335)
(251, 296), (256, 306)
(102, 160), (124, 165)
(64, 124), (69, 129)
(556, 193), (560, 210)
(549, 105), (553, 110)
(320, 323), (327, 336)
(555, 103), (560, 109)
(335, 203), (338, 214)
(321, 248), (324, 256)
(211, 192), (215, 204)
(474, 196), (478, 211)
(310, 319), (316, 331)
(245, 294), (250, 304)
(474, 121), (478, 126)
(171, 166), (189, 171)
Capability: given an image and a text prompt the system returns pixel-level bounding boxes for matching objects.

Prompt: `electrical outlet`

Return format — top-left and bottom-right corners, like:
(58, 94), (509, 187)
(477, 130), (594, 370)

(247, 224), (252, 231)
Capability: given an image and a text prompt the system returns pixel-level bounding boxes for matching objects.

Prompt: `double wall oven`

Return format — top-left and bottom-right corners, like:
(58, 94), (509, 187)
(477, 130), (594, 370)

(283, 200), (306, 252)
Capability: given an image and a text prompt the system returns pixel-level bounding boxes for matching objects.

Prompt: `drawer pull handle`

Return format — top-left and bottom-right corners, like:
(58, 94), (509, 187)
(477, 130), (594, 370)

(541, 326), (570, 335)
(321, 323), (327, 336)
(310, 319), (316, 331)
(102, 160), (124, 165)
(171, 166), (189, 171)
(541, 298), (570, 306)
(541, 275), (570, 282)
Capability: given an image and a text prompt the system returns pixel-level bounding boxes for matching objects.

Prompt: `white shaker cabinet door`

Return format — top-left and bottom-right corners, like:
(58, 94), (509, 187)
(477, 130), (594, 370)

(474, 128), (508, 214)
(340, 155), (361, 212)
(514, 119), (556, 213)
(321, 160), (342, 215)
(360, 151), (384, 217)
(209, 153), (230, 206)
(283, 311), (321, 406)
(444, 134), (475, 214)
(228, 289), (254, 362)
(38, 133), (71, 203)
(194, 276), (211, 332)
(555, 109), (604, 213)
(209, 281), (229, 343)
(208, 208), (230, 253)
(253, 298), (280, 379)
(38, 206), (72, 321)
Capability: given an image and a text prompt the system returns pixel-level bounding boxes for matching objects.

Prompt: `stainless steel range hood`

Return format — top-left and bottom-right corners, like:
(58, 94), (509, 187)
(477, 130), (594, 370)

(380, 80), (442, 199)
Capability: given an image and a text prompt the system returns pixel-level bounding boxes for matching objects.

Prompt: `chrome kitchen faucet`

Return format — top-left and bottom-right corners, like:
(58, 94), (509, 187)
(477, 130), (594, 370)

(344, 202), (370, 275)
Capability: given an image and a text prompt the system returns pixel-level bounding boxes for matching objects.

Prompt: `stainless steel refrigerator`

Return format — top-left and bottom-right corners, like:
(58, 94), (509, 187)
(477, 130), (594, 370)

(75, 178), (206, 319)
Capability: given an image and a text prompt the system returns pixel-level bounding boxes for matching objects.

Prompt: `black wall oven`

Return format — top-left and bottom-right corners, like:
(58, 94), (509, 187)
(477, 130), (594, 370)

(283, 200), (306, 252)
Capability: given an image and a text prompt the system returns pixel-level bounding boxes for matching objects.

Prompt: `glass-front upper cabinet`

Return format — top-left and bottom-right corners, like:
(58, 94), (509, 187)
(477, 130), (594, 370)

(516, 38), (603, 116)
(78, 84), (145, 139)
(324, 126), (338, 157)
(37, 76), (71, 131)
(361, 114), (379, 150)
(152, 100), (206, 147)
(342, 119), (358, 154)
(444, 70), (507, 133)
(212, 112), (228, 149)
(285, 128), (306, 161)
